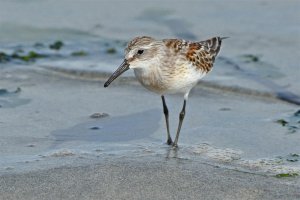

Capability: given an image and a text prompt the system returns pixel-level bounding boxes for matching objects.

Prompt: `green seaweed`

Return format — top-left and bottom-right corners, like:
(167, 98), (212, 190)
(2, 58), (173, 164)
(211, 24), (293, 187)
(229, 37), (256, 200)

(276, 119), (288, 126)
(241, 54), (260, 63)
(12, 51), (46, 62)
(49, 40), (64, 50)
(106, 47), (117, 54)
(0, 51), (46, 62)
(275, 173), (299, 178)
(0, 52), (10, 62)
(71, 51), (88, 57)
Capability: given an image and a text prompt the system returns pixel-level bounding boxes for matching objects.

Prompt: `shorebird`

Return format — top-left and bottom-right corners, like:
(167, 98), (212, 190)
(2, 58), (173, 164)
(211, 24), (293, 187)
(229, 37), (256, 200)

(104, 36), (226, 147)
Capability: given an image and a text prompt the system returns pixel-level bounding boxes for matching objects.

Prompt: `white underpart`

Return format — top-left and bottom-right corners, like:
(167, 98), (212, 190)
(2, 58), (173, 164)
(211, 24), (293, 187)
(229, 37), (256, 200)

(134, 60), (207, 98)
(166, 62), (207, 96)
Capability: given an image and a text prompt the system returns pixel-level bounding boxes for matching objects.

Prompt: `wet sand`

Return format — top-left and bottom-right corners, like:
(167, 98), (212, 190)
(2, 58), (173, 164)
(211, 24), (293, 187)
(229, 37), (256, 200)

(1, 157), (300, 200)
(0, 68), (300, 199)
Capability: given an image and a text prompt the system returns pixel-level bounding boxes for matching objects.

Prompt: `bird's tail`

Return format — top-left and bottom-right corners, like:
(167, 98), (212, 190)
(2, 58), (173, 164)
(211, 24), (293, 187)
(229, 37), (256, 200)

(199, 36), (228, 57)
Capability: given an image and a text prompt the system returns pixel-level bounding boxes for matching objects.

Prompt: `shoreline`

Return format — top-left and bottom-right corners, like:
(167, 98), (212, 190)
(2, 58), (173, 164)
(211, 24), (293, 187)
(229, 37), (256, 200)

(25, 65), (298, 106)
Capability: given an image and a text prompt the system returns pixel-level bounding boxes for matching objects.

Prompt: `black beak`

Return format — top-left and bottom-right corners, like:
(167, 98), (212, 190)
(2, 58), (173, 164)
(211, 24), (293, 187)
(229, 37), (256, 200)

(104, 60), (130, 87)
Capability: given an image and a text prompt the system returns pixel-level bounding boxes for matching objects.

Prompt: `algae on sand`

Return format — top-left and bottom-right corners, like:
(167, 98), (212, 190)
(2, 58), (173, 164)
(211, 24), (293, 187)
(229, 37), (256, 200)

(71, 50), (88, 57)
(49, 40), (64, 50)
(275, 173), (299, 178)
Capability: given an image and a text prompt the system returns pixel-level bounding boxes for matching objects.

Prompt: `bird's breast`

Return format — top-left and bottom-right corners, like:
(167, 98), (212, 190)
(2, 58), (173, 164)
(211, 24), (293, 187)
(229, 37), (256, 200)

(134, 67), (166, 94)
(133, 63), (205, 95)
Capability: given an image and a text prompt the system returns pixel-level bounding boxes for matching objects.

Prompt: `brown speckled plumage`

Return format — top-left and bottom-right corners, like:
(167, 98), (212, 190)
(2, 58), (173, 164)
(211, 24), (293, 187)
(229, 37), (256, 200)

(163, 37), (223, 73)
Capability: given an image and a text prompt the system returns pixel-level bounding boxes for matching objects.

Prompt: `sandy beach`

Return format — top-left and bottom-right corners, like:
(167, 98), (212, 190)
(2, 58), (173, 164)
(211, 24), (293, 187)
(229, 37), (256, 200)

(1, 0), (300, 199)
(1, 156), (300, 200)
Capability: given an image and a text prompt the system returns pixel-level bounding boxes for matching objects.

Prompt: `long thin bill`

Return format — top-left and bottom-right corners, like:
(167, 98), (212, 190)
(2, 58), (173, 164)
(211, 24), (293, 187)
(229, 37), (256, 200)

(104, 60), (130, 87)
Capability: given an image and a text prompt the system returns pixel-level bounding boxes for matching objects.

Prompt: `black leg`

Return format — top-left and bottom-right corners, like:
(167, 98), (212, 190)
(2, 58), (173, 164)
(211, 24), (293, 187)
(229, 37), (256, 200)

(173, 100), (186, 147)
(161, 95), (173, 145)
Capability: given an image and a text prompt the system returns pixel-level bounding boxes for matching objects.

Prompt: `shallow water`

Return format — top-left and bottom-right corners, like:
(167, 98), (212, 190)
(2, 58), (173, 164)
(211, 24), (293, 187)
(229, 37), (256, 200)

(0, 0), (300, 180)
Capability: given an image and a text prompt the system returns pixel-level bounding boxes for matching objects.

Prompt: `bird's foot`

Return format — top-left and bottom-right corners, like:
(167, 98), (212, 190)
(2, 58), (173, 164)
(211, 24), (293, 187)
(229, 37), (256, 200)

(172, 143), (178, 148)
(166, 138), (173, 145)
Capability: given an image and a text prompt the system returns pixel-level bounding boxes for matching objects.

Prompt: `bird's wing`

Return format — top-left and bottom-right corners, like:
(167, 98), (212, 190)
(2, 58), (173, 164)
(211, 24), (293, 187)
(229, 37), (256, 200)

(186, 37), (224, 73)
(163, 39), (188, 53)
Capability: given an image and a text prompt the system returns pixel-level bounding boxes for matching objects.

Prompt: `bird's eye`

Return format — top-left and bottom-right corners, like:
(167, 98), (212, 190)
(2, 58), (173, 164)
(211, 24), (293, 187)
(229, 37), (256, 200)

(137, 49), (144, 55)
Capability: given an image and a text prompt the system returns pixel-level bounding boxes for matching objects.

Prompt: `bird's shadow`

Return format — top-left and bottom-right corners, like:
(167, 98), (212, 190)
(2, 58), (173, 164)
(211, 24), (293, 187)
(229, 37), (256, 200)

(50, 108), (161, 149)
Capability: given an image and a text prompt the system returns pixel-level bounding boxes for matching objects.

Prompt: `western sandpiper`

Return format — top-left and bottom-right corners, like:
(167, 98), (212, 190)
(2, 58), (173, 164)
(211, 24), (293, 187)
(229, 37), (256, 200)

(104, 36), (226, 147)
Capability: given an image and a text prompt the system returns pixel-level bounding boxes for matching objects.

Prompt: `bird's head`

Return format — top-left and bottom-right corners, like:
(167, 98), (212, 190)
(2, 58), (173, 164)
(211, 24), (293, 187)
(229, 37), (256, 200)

(104, 36), (159, 87)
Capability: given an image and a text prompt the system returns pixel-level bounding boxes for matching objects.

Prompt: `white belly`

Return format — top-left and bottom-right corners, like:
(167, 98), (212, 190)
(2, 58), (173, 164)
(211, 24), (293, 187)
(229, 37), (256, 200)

(165, 68), (206, 94)
(134, 64), (206, 95)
